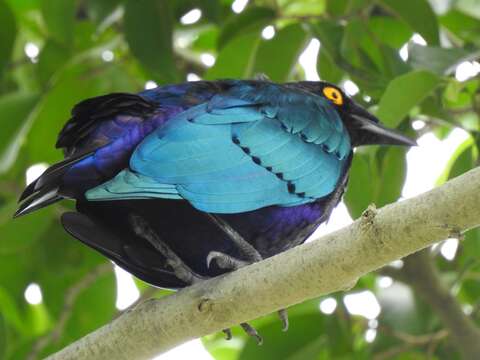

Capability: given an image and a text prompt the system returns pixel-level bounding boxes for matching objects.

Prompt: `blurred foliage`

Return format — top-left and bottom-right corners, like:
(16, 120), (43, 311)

(0, 0), (480, 359)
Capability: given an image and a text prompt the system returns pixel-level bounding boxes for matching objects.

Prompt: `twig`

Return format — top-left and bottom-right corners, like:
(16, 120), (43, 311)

(374, 327), (448, 360)
(27, 262), (113, 360)
(381, 326), (448, 346)
(401, 250), (480, 360)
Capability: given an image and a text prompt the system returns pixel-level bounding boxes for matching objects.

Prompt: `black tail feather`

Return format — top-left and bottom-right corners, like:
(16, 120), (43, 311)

(14, 188), (62, 218)
(61, 211), (185, 289)
(15, 150), (94, 218)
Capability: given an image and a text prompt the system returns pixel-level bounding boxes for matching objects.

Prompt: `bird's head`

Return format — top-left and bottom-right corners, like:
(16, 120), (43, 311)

(298, 81), (417, 147)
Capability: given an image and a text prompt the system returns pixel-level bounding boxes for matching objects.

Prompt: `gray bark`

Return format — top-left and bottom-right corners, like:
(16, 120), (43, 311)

(47, 167), (480, 360)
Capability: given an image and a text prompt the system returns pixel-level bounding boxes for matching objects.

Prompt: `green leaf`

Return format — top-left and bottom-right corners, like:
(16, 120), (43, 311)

(199, 0), (222, 23)
(124, 0), (178, 83)
(326, 0), (348, 16)
(191, 27), (219, 52)
(0, 287), (27, 335)
(346, 0), (374, 14)
(437, 137), (475, 185)
(31, 224), (115, 356)
(340, 19), (367, 69)
(0, 92), (39, 172)
(376, 70), (440, 127)
(62, 273), (115, 345)
(0, 0), (16, 80)
(367, 16), (412, 49)
(317, 47), (343, 84)
(440, 10), (480, 45)
(463, 227), (480, 263)
(205, 33), (260, 80)
(311, 21), (387, 93)
(252, 24), (308, 82)
(283, 0), (326, 17)
(0, 314), (5, 360)
(40, 0), (75, 46)
(420, 94), (455, 126)
(378, 0), (439, 45)
(375, 147), (407, 207)
(5, 0), (39, 14)
(0, 200), (54, 255)
(35, 264), (115, 357)
(36, 40), (72, 85)
(239, 315), (326, 360)
(310, 21), (343, 63)
(87, 0), (121, 26)
(378, 44), (411, 78)
(26, 62), (120, 164)
(345, 146), (407, 218)
(0, 247), (37, 309)
(217, 6), (276, 49)
(344, 152), (375, 219)
(456, 0), (480, 19)
(408, 43), (480, 75)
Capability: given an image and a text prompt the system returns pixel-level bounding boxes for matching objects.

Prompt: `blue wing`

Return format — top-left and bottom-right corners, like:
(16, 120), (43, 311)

(86, 83), (351, 213)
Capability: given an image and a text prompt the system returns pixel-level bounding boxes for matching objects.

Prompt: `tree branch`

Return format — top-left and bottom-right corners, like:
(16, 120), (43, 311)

(47, 167), (480, 360)
(402, 250), (480, 360)
(373, 327), (448, 360)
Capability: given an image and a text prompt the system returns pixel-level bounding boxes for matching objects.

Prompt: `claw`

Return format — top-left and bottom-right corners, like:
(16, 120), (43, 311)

(278, 309), (289, 332)
(206, 251), (219, 269)
(240, 323), (263, 345)
(222, 328), (232, 340)
(206, 250), (248, 270)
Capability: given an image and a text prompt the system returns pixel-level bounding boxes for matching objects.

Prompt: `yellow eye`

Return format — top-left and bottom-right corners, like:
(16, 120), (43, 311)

(323, 87), (343, 106)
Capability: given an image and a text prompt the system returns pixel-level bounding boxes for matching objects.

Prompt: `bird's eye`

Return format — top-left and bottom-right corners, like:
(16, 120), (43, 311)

(323, 87), (343, 106)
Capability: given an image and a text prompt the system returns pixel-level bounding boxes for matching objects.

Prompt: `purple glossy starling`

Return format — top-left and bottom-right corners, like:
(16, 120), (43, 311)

(15, 79), (415, 340)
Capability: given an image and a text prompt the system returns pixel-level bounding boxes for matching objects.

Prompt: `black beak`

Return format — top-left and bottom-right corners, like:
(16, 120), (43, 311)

(348, 102), (417, 147)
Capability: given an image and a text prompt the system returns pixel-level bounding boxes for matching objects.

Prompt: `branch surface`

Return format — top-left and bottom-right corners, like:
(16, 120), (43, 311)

(47, 167), (480, 360)
(402, 250), (480, 360)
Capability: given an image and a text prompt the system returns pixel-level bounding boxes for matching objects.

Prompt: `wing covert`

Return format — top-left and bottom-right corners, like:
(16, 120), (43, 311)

(86, 83), (352, 214)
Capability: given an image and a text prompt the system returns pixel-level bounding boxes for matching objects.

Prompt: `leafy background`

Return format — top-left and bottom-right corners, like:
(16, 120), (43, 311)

(1, 0), (480, 359)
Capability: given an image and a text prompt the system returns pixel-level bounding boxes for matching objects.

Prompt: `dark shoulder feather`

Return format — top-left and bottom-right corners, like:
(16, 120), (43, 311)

(56, 93), (156, 150)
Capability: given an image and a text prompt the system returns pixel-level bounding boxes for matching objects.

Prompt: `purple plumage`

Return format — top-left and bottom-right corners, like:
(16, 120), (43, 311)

(16, 79), (414, 290)
(63, 109), (182, 197)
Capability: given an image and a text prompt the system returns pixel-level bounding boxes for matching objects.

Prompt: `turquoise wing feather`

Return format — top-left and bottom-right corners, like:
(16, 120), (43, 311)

(86, 83), (352, 214)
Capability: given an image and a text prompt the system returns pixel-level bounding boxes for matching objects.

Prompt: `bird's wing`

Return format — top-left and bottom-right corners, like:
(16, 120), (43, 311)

(86, 84), (352, 213)
(56, 93), (157, 150)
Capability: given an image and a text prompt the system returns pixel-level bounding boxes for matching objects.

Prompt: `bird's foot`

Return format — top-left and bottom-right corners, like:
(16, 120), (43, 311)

(223, 324), (263, 345)
(206, 248), (289, 342)
(205, 213), (291, 342)
(278, 308), (289, 331)
(129, 214), (205, 284)
(206, 251), (249, 271)
(205, 214), (262, 263)
(241, 323), (263, 345)
(222, 328), (232, 340)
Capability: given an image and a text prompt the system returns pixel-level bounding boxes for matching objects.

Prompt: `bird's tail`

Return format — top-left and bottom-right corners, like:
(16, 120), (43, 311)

(14, 151), (93, 217)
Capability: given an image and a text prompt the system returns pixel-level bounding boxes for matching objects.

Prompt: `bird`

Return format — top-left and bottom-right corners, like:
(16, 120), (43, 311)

(15, 79), (415, 341)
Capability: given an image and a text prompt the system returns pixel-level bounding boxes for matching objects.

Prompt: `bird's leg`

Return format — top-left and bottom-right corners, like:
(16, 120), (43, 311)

(206, 214), (289, 338)
(129, 214), (205, 285)
(205, 214), (262, 263)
